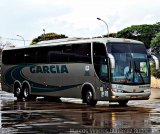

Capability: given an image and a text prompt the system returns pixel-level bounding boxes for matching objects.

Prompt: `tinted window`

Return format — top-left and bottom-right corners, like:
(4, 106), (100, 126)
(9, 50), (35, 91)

(130, 44), (146, 54)
(72, 43), (91, 63)
(2, 43), (91, 65)
(48, 46), (68, 63)
(108, 43), (129, 53)
(93, 42), (109, 82)
(2, 49), (24, 64)
(62, 43), (91, 63)
(107, 43), (146, 54)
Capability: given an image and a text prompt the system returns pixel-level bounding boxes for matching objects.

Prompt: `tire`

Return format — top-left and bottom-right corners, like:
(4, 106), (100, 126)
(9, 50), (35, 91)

(118, 100), (128, 106)
(22, 84), (36, 101)
(14, 85), (23, 100)
(85, 89), (97, 106)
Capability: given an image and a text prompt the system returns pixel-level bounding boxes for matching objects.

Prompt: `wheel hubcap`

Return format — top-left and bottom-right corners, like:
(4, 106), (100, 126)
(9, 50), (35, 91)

(16, 87), (21, 96)
(86, 91), (92, 102)
(24, 88), (28, 97)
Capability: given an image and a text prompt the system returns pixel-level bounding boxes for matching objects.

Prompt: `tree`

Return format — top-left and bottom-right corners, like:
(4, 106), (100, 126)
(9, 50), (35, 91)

(150, 32), (160, 54)
(150, 32), (160, 78)
(117, 23), (160, 49)
(31, 32), (68, 45)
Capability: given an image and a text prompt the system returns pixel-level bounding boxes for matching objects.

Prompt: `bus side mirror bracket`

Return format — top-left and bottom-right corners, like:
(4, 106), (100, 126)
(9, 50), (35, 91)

(108, 53), (115, 69)
(151, 55), (159, 70)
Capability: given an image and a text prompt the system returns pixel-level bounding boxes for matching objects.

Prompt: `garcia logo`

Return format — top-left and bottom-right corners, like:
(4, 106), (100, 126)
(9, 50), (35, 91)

(30, 65), (69, 74)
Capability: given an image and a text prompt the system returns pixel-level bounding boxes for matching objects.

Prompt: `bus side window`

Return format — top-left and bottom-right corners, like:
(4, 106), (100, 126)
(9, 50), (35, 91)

(2, 50), (15, 65)
(35, 47), (48, 63)
(93, 42), (109, 82)
(24, 49), (37, 63)
(48, 45), (69, 63)
(64, 43), (91, 63)
(72, 43), (91, 63)
(64, 44), (75, 62)
(14, 50), (24, 64)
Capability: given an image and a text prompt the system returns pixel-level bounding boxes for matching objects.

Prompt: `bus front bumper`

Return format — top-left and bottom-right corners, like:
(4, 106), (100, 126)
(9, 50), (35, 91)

(110, 91), (151, 101)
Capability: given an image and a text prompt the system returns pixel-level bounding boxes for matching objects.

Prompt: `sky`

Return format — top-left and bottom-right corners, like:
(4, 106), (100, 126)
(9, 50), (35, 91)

(0, 0), (160, 46)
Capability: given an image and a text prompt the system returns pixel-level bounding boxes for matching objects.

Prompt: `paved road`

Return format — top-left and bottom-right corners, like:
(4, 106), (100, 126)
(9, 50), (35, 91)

(0, 89), (160, 134)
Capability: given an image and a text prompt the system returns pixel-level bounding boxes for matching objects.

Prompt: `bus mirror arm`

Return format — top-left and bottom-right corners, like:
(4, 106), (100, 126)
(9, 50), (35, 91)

(108, 54), (115, 69)
(151, 55), (159, 70)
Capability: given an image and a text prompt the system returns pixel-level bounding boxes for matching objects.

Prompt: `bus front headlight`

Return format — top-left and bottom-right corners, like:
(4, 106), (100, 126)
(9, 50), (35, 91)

(144, 89), (151, 93)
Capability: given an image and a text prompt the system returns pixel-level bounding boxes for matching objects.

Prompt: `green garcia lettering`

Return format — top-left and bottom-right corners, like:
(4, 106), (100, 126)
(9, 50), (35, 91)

(30, 65), (69, 74)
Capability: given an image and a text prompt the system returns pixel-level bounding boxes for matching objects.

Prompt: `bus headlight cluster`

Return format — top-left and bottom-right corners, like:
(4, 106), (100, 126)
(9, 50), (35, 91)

(144, 89), (151, 93)
(112, 88), (122, 93)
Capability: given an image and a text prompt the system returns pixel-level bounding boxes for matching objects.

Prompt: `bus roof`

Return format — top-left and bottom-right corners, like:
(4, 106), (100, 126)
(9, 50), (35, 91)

(3, 37), (144, 51)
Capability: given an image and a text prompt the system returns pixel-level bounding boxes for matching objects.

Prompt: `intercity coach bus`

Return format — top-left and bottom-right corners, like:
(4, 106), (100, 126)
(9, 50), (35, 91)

(1, 37), (159, 106)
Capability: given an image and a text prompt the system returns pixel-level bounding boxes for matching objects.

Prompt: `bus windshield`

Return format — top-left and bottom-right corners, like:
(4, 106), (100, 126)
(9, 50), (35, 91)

(107, 43), (150, 84)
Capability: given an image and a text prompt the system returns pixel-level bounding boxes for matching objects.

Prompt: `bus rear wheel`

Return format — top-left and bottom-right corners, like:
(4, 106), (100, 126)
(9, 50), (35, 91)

(22, 84), (36, 101)
(85, 89), (97, 106)
(14, 86), (23, 100)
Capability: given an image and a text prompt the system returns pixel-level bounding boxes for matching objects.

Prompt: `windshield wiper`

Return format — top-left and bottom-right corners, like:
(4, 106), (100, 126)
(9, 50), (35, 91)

(134, 61), (145, 84)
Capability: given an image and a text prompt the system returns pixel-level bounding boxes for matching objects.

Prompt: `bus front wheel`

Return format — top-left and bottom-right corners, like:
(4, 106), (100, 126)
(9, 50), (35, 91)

(85, 89), (97, 106)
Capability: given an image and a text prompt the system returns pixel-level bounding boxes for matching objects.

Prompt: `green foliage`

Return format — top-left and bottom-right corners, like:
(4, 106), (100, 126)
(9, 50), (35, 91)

(103, 33), (117, 38)
(150, 32), (160, 54)
(151, 62), (160, 78)
(31, 33), (68, 45)
(150, 32), (160, 78)
(117, 23), (160, 49)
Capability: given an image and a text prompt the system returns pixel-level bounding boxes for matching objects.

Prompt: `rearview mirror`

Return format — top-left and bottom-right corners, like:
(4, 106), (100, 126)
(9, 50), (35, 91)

(108, 53), (115, 69)
(151, 55), (159, 70)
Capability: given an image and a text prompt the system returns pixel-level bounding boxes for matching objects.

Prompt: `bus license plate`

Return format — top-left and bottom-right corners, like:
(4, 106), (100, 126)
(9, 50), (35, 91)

(130, 96), (141, 98)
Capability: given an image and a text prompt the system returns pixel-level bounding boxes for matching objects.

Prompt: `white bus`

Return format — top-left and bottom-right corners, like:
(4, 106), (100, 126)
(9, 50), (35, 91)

(1, 37), (158, 106)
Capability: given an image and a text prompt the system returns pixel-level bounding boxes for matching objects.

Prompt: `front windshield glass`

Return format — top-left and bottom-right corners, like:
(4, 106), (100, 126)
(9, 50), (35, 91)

(107, 43), (150, 84)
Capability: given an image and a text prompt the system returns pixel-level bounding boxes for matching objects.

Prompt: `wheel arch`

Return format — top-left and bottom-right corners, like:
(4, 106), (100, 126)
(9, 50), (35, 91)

(22, 81), (31, 95)
(81, 82), (96, 102)
(13, 80), (22, 93)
